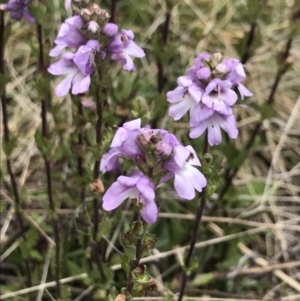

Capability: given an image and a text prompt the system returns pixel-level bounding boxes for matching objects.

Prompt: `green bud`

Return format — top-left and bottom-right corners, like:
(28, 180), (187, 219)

(211, 52), (223, 65)
(145, 152), (156, 169)
(131, 283), (145, 297)
(130, 221), (144, 239)
(141, 233), (157, 256)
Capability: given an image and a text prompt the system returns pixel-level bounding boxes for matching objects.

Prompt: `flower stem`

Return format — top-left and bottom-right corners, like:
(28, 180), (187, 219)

(92, 84), (106, 282)
(126, 237), (143, 293)
(157, 10), (171, 93)
(126, 218), (144, 294)
(1, 10), (32, 290)
(219, 36), (293, 201)
(241, 22), (256, 65)
(177, 131), (208, 301)
(36, 23), (61, 298)
(109, 0), (118, 23)
(77, 99), (86, 204)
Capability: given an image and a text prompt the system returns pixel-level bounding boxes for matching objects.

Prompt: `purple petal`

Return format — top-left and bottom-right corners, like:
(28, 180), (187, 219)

(238, 83), (253, 99)
(141, 201), (158, 224)
(174, 171), (196, 200)
(124, 40), (145, 58)
(189, 104), (202, 127)
(137, 177), (155, 203)
(47, 59), (75, 76)
(71, 73), (91, 95)
(55, 71), (77, 97)
(23, 8), (35, 23)
(122, 29), (134, 40)
(218, 114), (238, 139)
(120, 53), (135, 71)
(173, 145), (190, 168)
(111, 127), (128, 147)
(49, 45), (66, 57)
(235, 63), (246, 78)
(159, 172), (174, 184)
(204, 80), (217, 95)
(100, 149), (121, 173)
(184, 164), (207, 193)
(207, 117), (222, 146)
(223, 89), (238, 106)
(189, 121), (207, 139)
(166, 86), (185, 103)
(188, 85), (203, 103)
(177, 76), (193, 87)
(103, 182), (137, 211)
(124, 118), (141, 131)
(168, 95), (194, 121)
(118, 173), (141, 187)
(199, 106), (215, 122)
(201, 93), (214, 109)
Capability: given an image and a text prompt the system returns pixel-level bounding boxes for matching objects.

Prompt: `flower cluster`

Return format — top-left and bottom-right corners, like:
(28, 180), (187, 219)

(48, 3), (145, 97)
(0, 0), (35, 23)
(167, 52), (252, 146)
(101, 119), (207, 223)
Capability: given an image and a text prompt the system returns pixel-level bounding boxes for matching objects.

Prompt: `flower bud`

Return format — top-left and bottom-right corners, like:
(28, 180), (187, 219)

(212, 52), (223, 63)
(114, 292), (126, 301)
(215, 62), (228, 73)
(102, 22), (119, 37)
(210, 52), (223, 68)
(138, 130), (162, 151)
(130, 221), (144, 238)
(89, 3), (101, 15)
(87, 20), (100, 33)
(155, 141), (172, 159)
(90, 179), (105, 193)
(80, 8), (92, 21)
(196, 67), (211, 80)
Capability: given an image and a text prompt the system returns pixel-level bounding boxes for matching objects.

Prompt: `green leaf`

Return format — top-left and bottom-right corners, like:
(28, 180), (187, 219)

(192, 273), (215, 286)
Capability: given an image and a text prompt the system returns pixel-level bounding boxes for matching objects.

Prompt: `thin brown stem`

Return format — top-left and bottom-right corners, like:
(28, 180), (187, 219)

(36, 23), (61, 298)
(109, 0), (118, 23)
(177, 131), (208, 301)
(92, 87), (106, 282)
(241, 22), (256, 65)
(1, 11), (32, 290)
(77, 100), (86, 204)
(157, 11), (171, 93)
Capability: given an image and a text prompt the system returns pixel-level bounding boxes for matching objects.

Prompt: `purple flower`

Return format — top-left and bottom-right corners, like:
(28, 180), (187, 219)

(201, 79), (237, 115)
(0, 0), (35, 23)
(189, 105), (238, 146)
(65, 0), (81, 10)
(163, 145), (207, 200)
(107, 29), (145, 71)
(103, 171), (158, 224)
(100, 119), (143, 172)
(49, 16), (87, 57)
(218, 59), (253, 99)
(48, 40), (99, 97)
(167, 76), (203, 121)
